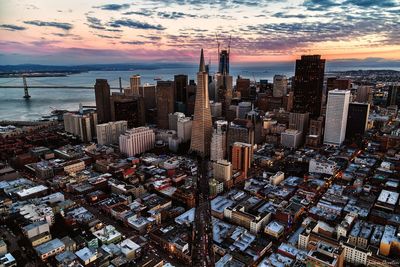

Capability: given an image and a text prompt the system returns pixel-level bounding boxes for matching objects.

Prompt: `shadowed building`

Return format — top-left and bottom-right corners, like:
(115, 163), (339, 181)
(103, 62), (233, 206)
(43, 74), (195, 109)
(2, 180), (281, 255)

(190, 49), (213, 157)
(293, 55), (325, 118)
(110, 93), (145, 128)
(346, 103), (370, 141)
(156, 80), (175, 129)
(95, 79), (111, 124)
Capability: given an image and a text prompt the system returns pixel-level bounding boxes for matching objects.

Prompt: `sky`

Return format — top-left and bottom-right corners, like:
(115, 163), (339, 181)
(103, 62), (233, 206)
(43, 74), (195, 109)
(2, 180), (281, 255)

(0, 0), (399, 65)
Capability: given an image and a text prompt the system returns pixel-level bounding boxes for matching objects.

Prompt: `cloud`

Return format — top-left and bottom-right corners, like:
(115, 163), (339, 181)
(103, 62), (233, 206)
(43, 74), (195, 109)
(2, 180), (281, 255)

(96, 34), (118, 39)
(121, 41), (146, 45)
(109, 19), (165, 30)
(0, 24), (26, 31)
(343, 0), (399, 8)
(273, 12), (307, 19)
(157, 11), (196, 19)
(95, 4), (130, 11)
(24, 20), (73, 30)
(303, 0), (341, 11)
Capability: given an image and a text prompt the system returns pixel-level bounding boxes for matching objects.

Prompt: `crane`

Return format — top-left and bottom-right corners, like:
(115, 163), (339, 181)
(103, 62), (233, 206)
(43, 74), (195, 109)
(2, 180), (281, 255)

(22, 75), (31, 99)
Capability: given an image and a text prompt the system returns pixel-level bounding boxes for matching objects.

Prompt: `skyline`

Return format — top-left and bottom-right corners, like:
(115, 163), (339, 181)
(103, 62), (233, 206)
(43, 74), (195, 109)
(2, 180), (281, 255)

(0, 0), (400, 65)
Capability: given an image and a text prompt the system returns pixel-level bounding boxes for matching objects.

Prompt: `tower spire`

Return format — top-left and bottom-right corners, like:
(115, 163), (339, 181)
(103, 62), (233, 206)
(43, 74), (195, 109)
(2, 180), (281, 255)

(199, 48), (206, 72)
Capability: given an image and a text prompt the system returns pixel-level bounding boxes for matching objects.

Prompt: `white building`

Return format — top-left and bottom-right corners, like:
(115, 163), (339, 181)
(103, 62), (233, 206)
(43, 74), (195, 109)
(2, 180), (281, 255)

(270, 171), (284, 185)
(63, 112), (98, 142)
(210, 101), (222, 117)
(324, 89), (350, 146)
(213, 159), (232, 182)
(309, 158), (338, 175)
(96, 121), (127, 145)
(281, 129), (302, 149)
(168, 112), (185, 131)
(177, 117), (192, 142)
(342, 242), (372, 266)
(273, 75), (288, 97)
(210, 120), (228, 161)
(119, 127), (155, 156)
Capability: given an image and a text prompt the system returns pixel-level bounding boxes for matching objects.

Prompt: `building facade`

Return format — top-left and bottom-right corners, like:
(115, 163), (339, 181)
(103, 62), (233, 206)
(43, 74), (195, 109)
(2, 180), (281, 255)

(324, 90), (350, 146)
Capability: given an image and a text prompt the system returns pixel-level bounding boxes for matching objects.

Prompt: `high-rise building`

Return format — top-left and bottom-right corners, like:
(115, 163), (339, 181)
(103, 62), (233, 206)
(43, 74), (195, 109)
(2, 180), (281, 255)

(289, 112), (310, 134)
(210, 120), (228, 161)
(236, 76), (251, 99)
(174, 74), (188, 103)
(238, 102), (252, 119)
(94, 79), (111, 123)
(324, 89), (350, 146)
(346, 103), (370, 140)
(387, 84), (399, 107)
(281, 129), (302, 149)
(190, 49), (213, 157)
(139, 84), (156, 109)
(129, 75), (140, 96)
(177, 117), (192, 142)
(213, 159), (232, 182)
(218, 49), (229, 74)
(168, 112), (185, 131)
(273, 75), (288, 97)
(96, 120), (127, 145)
(293, 55), (325, 118)
(305, 117), (324, 147)
(156, 81), (175, 129)
(64, 111), (98, 142)
(210, 101), (222, 117)
(246, 110), (263, 144)
(215, 73), (233, 116)
(119, 127), (155, 156)
(356, 86), (373, 103)
(110, 93), (144, 128)
(227, 119), (254, 152)
(231, 142), (253, 179)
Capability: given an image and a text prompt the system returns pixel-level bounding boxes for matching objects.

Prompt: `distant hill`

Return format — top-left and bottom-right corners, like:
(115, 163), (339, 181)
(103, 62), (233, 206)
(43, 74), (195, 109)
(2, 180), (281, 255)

(0, 63), (194, 73)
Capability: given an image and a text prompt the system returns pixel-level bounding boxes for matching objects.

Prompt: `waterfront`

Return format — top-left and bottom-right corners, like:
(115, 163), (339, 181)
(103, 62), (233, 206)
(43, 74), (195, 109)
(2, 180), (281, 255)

(1, 62), (399, 121)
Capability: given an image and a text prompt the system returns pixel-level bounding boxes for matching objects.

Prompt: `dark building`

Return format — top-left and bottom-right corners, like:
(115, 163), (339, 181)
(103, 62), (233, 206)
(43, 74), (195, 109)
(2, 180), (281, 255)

(218, 49), (229, 74)
(346, 103), (370, 141)
(236, 76), (251, 100)
(227, 119), (254, 155)
(110, 93), (145, 128)
(94, 79), (111, 123)
(156, 81), (175, 129)
(174, 74), (188, 103)
(293, 55), (325, 118)
(387, 85), (400, 107)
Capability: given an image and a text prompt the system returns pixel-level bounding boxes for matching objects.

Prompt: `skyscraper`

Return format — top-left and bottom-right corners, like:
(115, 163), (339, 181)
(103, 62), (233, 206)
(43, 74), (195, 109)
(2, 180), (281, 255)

(94, 79), (111, 124)
(96, 120), (128, 145)
(231, 142), (253, 180)
(190, 49), (213, 157)
(356, 86), (373, 103)
(273, 75), (288, 97)
(156, 80), (175, 129)
(210, 120), (228, 161)
(387, 84), (400, 107)
(324, 89), (350, 146)
(174, 74), (188, 103)
(129, 74), (140, 96)
(293, 55), (325, 118)
(110, 93), (144, 128)
(346, 103), (370, 141)
(218, 49), (229, 74)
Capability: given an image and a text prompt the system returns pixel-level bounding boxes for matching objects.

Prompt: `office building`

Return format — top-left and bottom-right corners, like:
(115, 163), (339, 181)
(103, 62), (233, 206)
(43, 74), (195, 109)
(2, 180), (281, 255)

(177, 117), (192, 142)
(346, 102), (370, 140)
(139, 84), (156, 109)
(156, 81), (175, 129)
(324, 89), (350, 146)
(94, 79), (111, 123)
(210, 120), (228, 161)
(210, 101), (222, 117)
(281, 129), (302, 149)
(110, 93), (144, 128)
(96, 121), (127, 145)
(387, 84), (399, 107)
(273, 75), (288, 97)
(293, 55), (325, 118)
(63, 111), (97, 142)
(174, 74), (188, 103)
(218, 49), (229, 74)
(231, 142), (253, 179)
(289, 112), (309, 134)
(227, 119), (254, 151)
(238, 102), (252, 119)
(128, 74), (140, 96)
(119, 127), (155, 156)
(215, 73), (233, 116)
(190, 49), (213, 157)
(356, 86), (373, 103)
(236, 76), (251, 99)
(213, 159), (232, 182)
(168, 112), (185, 131)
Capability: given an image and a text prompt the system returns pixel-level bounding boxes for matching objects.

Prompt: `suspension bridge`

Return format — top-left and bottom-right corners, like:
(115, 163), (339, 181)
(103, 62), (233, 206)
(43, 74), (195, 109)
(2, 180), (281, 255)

(0, 76), (128, 99)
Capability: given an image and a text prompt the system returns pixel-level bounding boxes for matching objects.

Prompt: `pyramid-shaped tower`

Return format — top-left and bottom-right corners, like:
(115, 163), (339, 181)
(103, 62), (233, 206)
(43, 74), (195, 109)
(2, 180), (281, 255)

(190, 49), (213, 157)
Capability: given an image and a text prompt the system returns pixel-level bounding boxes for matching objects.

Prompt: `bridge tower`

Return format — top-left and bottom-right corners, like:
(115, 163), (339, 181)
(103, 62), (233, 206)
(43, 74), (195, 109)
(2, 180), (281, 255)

(22, 75), (31, 99)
